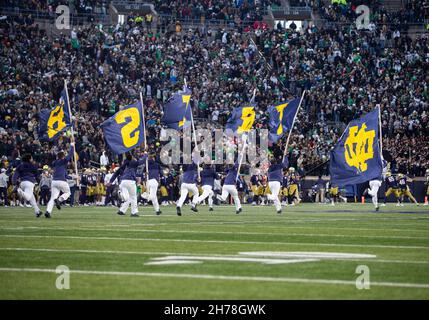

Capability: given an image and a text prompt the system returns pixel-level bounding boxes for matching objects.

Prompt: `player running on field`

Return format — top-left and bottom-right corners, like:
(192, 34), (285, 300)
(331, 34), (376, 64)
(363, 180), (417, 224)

(45, 144), (75, 218)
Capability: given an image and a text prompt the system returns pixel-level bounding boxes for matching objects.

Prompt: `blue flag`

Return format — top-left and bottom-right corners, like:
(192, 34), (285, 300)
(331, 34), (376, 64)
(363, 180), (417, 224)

(39, 89), (72, 141)
(101, 101), (145, 154)
(161, 89), (192, 130)
(329, 107), (382, 187)
(226, 104), (256, 134)
(268, 98), (300, 143)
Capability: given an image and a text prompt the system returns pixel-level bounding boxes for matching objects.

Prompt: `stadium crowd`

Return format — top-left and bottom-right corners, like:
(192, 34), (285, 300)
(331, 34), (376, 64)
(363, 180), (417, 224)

(0, 0), (428, 207)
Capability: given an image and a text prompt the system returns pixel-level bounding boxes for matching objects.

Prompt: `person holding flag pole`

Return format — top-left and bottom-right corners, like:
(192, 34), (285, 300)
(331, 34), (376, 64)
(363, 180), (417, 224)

(184, 78), (201, 181)
(364, 106), (387, 211)
(139, 92), (163, 215)
(36, 80), (79, 216)
(175, 78), (202, 216)
(101, 96), (149, 216)
(329, 106), (384, 212)
(267, 91), (306, 211)
(216, 89), (257, 214)
(64, 80), (80, 189)
(159, 79), (199, 216)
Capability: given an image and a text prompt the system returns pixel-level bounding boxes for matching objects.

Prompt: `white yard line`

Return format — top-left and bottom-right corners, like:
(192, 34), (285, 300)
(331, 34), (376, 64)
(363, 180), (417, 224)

(1, 226), (428, 240)
(0, 267), (428, 289)
(1, 234), (428, 250)
(1, 217), (428, 231)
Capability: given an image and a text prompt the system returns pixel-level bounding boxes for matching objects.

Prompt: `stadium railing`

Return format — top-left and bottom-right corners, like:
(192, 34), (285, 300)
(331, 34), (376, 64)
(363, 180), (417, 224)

(0, 6), (110, 25)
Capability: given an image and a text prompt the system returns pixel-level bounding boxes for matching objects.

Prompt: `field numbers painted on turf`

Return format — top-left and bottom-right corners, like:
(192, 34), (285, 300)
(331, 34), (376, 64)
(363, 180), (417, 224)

(55, 265), (70, 290)
(145, 252), (376, 266)
(355, 5), (370, 30)
(55, 5), (70, 30)
(355, 265), (370, 290)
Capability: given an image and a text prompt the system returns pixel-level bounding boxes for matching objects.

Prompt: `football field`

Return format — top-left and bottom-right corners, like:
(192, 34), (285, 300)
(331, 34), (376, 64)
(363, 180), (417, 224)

(0, 203), (428, 299)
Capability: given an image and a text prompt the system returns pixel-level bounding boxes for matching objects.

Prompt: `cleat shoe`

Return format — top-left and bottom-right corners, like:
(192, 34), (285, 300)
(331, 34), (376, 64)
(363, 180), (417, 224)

(36, 212), (42, 218)
(117, 210), (125, 216)
(209, 207), (214, 212)
(277, 210), (282, 214)
(44, 212), (51, 218)
(54, 199), (61, 210)
(380, 203), (386, 207)
(191, 205), (198, 213)
(156, 211), (162, 215)
(130, 213), (139, 217)
(236, 208), (242, 214)
(375, 206), (379, 212)
(176, 207), (182, 216)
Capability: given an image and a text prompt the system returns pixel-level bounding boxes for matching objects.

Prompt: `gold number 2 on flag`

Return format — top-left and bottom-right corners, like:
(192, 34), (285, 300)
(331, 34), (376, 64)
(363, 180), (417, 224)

(238, 107), (256, 133)
(115, 107), (141, 148)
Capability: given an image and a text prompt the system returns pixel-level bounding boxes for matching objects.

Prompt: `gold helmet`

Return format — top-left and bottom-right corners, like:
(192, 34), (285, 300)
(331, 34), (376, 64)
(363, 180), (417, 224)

(42, 165), (49, 171)
(397, 173), (404, 178)
(426, 169), (429, 174)
(288, 167), (295, 173)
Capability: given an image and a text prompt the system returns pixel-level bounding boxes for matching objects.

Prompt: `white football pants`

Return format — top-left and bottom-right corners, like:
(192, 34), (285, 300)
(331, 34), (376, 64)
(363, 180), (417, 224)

(177, 183), (199, 208)
(197, 185), (214, 207)
(147, 179), (160, 212)
(119, 180), (138, 215)
(218, 184), (241, 210)
(368, 180), (382, 207)
(47, 180), (71, 213)
(19, 181), (40, 214)
(267, 181), (282, 211)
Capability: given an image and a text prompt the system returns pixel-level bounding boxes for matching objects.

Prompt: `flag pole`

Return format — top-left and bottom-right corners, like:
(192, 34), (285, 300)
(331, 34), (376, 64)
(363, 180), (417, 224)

(235, 89), (257, 182)
(139, 92), (149, 180)
(378, 105), (384, 160)
(64, 79), (80, 188)
(184, 78), (200, 180)
(282, 90), (306, 163)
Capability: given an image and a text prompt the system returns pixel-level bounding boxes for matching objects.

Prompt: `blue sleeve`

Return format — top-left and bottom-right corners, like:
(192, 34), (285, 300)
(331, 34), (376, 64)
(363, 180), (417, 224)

(34, 166), (41, 183)
(65, 146), (74, 162)
(137, 155), (148, 166)
(12, 166), (20, 185)
(282, 157), (289, 168)
(234, 161), (239, 170)
(110, 165), (124, 183)
(109, 170), (119, 184)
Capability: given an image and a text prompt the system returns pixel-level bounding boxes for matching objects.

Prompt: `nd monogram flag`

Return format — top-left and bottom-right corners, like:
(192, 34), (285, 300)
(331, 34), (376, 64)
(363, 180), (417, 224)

(39, 89), (72, 141)
(329, 107), (382, 187)
(101, 101), (145, 154)
(226, 104), (256, 134)
(268, 98), (300, 143)
(161, 88), (192, 130)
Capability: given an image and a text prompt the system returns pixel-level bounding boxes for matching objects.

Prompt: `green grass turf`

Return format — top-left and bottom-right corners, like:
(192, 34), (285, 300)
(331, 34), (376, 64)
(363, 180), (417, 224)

(0, 203), (428, 299)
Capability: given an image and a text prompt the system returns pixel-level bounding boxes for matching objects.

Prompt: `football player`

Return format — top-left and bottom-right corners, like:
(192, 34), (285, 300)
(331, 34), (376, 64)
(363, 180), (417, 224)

(397, 173), (419, 205)
(384, 172), (401, 206)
